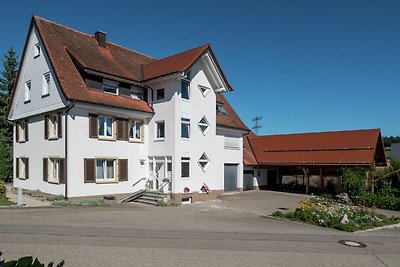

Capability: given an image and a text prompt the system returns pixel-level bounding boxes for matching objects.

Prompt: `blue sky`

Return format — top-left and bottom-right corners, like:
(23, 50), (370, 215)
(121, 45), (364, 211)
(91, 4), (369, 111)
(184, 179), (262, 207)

(1, 0), (399, 136)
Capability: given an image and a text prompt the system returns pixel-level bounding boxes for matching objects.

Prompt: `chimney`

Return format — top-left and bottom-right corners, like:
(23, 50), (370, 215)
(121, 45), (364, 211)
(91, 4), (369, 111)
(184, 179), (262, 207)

(95, 31), (107, 47)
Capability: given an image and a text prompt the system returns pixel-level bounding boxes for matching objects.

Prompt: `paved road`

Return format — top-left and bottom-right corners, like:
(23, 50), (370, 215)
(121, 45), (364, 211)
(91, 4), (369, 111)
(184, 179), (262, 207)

(0, 192), (399, 266)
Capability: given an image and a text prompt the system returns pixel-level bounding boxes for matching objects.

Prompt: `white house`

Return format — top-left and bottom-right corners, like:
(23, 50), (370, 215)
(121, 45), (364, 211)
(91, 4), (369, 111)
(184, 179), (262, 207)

(7, 16), (249, 203)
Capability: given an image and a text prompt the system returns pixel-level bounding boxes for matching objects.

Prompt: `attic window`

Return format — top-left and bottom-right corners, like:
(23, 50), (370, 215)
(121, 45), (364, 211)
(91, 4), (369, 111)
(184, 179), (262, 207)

(102, 79), (119, 95)
(198, 85), (210, 97)
(34, 43), (40, 58)
(181, 71), (190, 100)
(131, 86), (144, 100)
(216, 103), (228, 115)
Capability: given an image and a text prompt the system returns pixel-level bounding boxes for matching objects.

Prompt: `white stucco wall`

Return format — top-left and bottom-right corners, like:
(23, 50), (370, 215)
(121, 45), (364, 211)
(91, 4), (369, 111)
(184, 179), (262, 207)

(9, 25), (68, 120)
(66, 106), (151, 197)
(13, 114), (66, 195)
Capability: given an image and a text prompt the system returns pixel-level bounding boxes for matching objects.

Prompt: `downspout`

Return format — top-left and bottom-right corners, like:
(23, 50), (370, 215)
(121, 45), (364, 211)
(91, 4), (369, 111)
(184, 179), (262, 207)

(64, 103), (75, 199)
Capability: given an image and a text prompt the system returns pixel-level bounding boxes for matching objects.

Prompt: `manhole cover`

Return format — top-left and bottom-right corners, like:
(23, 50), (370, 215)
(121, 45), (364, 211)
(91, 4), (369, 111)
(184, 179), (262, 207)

(338, 240), (367, 248)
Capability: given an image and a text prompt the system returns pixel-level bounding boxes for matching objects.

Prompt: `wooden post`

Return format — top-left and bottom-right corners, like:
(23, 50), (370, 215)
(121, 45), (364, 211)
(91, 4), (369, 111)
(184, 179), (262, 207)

(371, 162), (376, 194)
(319, 168), (324, 191)
(365, 170), (369, 193)
(303, 168), (310, 194)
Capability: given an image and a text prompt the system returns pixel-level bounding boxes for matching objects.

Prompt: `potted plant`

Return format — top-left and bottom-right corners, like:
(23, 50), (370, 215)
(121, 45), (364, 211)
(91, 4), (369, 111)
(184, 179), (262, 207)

(183, 187), (190, 193)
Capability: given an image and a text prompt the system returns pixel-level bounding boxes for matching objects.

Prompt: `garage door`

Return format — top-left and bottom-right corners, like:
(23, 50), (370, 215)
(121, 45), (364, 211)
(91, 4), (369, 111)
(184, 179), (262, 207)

(243, 171), (254, 191)
(224, 164), (238, 192)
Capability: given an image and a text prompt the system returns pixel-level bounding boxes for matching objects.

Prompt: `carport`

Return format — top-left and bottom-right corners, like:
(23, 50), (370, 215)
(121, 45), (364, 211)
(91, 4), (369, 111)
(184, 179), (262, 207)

(244, 129), (387, 194)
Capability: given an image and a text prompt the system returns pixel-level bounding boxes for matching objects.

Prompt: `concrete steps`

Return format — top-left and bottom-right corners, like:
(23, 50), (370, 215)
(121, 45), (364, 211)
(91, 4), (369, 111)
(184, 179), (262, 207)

(134, 191), (169, 205)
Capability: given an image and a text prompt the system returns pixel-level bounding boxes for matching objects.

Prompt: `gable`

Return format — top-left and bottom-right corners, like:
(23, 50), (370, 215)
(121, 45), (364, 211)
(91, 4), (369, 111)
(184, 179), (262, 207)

(8, 23), (69, 120)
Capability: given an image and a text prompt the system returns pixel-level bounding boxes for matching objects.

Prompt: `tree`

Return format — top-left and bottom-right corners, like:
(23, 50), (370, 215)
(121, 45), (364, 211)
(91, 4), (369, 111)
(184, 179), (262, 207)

(0, 47), (19, 181)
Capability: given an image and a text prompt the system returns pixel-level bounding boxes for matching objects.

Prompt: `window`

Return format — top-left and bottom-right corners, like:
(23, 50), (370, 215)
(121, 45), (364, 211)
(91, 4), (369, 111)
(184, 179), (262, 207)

(131, 87), (144, 100)
(181, 157), (190, 178)
(198, 153), (210, 171)
(17, 158), (29, 179)
(48, 158), (60, 183)
(198, 85), (211, 97)
(181, 118), (190, 139)
(17, 120), (27, 142)
(34, 43), (40, 58)
(181, 71), (190, 100)
(102, 79), (119, 95)
(216, 103), (228, 115)
(198, 117), (210, 135)
(42, 72), (50, 96)
(155, 121), (165, 140)
(98, 116), (114, 138)
(96, 159), (116, 182)
(129, 120), (142, 141)
(48, 114), (58, 139)
(156, 89), (164, 100)
(24, 81), (31, 102)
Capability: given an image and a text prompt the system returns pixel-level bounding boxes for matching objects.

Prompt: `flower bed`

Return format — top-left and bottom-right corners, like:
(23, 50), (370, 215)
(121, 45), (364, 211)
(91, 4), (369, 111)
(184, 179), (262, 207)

(272, 197), (400, 232)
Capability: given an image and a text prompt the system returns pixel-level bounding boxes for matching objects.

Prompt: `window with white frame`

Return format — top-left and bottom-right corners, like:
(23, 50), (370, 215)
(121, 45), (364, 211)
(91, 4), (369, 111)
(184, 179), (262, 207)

(155, 121), (165, 140)
(96, 159), (116, 182)
(102, 79), (119, 95)
(198, 117), (210, 135)
(198, 153), (210, 171)
(181, 118), (190, 139)
(48, 114), (58, 139)
(131, 87), (144, 100)
(48, 158), (60, 183)
(98, 116), (114, 138)
(181, 157), (190, 178)
(24, 81), (31, 102)
(181, 72), (190, 100)
(129, 120), (142, 141)
(198, 85), (211, 97)
(34, 43), (40, 58)
(42, 72), (50, 96)
(17, 121), (27, 142)
(18, 158), (28, 179)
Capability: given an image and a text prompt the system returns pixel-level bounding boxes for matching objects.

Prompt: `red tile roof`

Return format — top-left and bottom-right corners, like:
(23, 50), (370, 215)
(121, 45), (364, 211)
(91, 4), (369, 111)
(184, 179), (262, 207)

(243, 132), (258, 165)
(33, 16), (154, 112)
(216, 93), (249, 131)
(246, 129), (386, 167)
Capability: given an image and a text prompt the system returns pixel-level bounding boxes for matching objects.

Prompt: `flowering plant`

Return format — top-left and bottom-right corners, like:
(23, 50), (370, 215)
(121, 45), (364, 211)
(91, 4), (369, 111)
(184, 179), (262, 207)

(183, 187), (190, 193)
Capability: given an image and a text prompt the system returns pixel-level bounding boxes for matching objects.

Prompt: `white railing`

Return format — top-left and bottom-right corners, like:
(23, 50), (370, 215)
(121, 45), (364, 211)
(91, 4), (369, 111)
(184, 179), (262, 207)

(224, 137), (240, 150)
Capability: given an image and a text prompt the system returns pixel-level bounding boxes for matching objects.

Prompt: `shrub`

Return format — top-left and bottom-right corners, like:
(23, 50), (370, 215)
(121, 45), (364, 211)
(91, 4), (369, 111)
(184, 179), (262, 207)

(52, 199), (111, 207)
(0, 142), (13, 182)
(0, 251), (64, 267)
(0, 180), (6, 199)
(341, 167), (367, 198)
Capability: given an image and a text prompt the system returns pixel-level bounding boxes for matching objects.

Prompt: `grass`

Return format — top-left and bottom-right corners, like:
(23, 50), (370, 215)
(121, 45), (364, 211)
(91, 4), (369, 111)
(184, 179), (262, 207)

(52, 199), (112, 207)
(156, 200), (179, 207)
(272, 197), (400, 232)
(0, 198), (16, 206)
(24, 190), (64, 202)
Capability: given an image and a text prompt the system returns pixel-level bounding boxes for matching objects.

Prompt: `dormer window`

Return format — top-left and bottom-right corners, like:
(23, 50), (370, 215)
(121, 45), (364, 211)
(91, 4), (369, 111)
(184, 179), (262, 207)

(34, 43), (40, 58)
(102, 79), (119, 95)
(131, 86), (144, 100)
(216, 103), (228, 115)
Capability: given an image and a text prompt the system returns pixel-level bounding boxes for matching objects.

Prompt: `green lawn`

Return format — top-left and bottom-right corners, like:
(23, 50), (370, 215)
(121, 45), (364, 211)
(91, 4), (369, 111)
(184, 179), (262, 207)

(0, 198), (16, 206)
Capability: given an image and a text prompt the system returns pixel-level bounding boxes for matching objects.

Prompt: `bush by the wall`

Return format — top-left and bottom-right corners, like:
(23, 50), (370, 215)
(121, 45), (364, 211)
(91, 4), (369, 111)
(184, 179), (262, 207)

(0, 180), (6, 199)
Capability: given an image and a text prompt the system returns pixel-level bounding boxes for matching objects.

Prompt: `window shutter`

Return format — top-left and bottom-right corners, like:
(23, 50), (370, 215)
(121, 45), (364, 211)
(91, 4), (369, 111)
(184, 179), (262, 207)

(16, 122), (19, 143)
(84, 158), (95, 183)
(57, 113), (62, 138)
(25, 120), (29, 141)
(43, 158), (48, 182)
(89, 114), (98, 138)
(25, 158), (29, 179)
(119, 159), (128, 182)
(117, 118), (128, 141)
(16, 158), (20, 178)
(44, 116), (49, 140)
(59, 158), (66, 184)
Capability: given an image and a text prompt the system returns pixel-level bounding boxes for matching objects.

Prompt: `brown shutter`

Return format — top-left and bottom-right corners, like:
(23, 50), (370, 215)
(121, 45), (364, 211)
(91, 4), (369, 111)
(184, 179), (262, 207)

(117, 118), (128, 141)
(25, 120), (29, 141)
(25, 158), (29, 179)
(16, 122), (19, 142)
(89, 114), (98, 138)
(84, 158), (96, 183)
(59, 158), (66, 184)
(16, 158), (20, 178)
(119, 159), (128, 182)
(57, 113), (62, 138)
(44, 116), (49, 140)
(43, 158), (48, 182)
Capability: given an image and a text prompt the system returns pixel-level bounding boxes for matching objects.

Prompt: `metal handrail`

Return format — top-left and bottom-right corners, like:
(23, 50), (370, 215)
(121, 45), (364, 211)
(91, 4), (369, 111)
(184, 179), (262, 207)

(132, 177), (146, 188)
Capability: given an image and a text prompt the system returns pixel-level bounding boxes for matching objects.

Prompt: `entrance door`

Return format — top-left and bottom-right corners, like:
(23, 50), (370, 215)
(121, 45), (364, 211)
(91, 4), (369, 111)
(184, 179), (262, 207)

(224, 164), (238, 192)
(267, 169), (277, 187)
(243, 170), (254, 191)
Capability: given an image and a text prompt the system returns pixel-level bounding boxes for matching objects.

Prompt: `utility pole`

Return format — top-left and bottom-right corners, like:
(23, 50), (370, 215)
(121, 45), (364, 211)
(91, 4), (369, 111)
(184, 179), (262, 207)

(252, 116), (262, 135)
